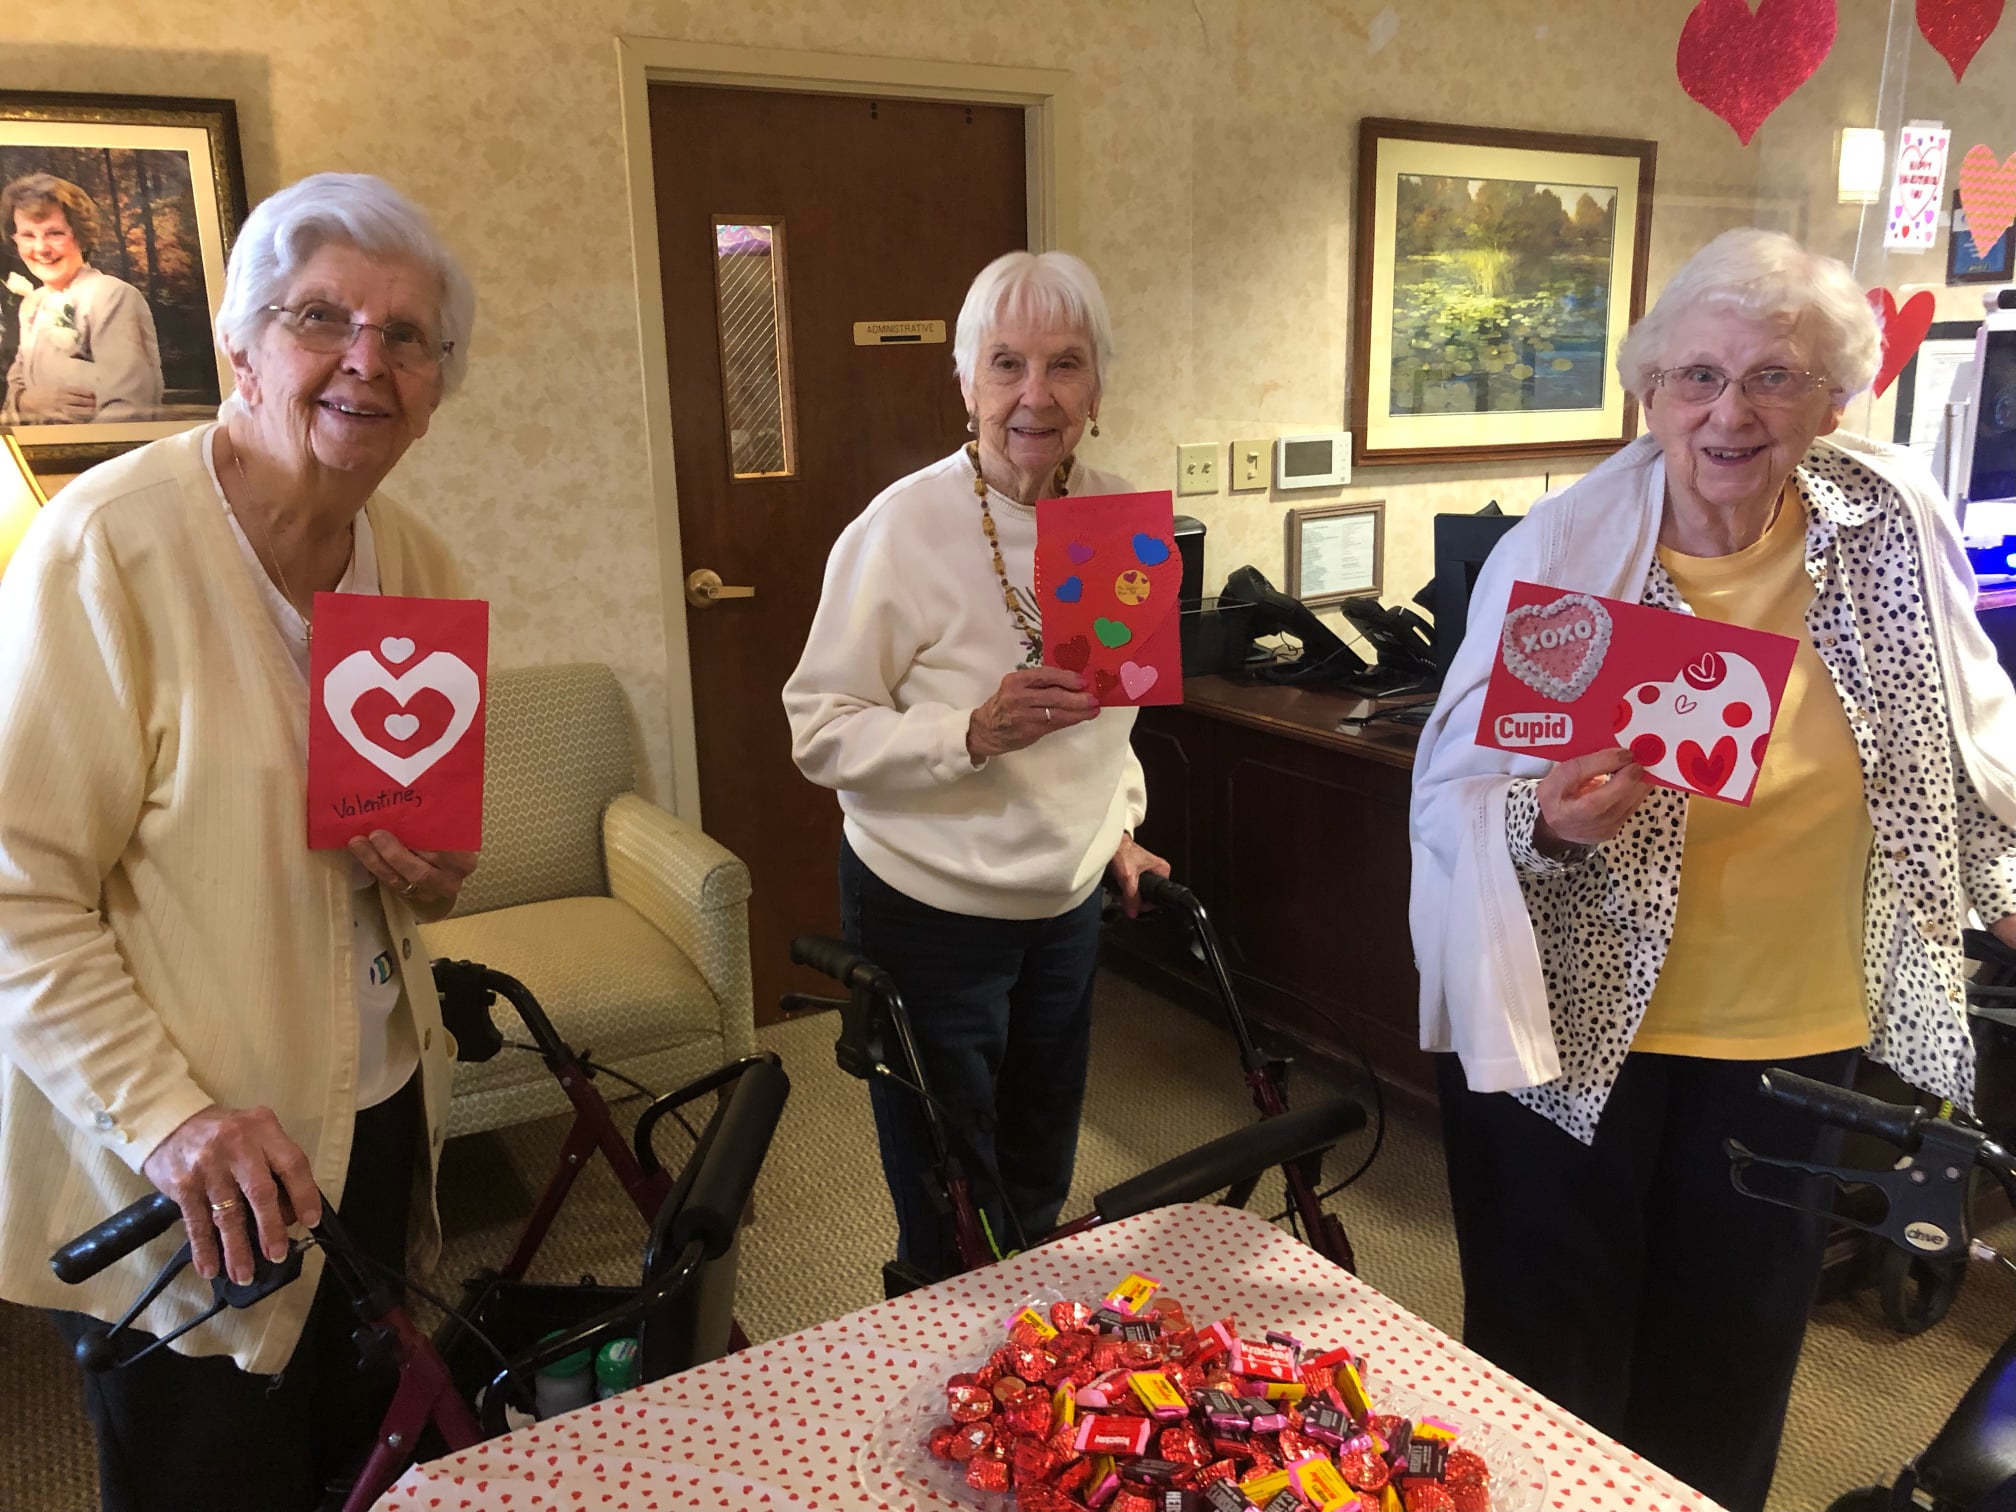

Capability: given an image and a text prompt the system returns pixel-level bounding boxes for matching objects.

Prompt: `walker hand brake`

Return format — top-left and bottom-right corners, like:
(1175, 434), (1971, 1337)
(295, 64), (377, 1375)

(75, 1240), (306, 1372)
(1726, 1127), (1975, 1261)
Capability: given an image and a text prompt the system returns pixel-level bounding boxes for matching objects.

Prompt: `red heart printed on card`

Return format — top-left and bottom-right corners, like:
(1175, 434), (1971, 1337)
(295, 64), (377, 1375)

(1676, 0), (1839, 146)
(1501, 593), (1614, 702)
(351, 686), (456, 758)
(1919, 0), (2006, 79)
(1679, 736), (1738, 794)
(1959, 144), (2016, 258)
(1868, 287), (1937, 397)
(1053, 634), (1091, 673)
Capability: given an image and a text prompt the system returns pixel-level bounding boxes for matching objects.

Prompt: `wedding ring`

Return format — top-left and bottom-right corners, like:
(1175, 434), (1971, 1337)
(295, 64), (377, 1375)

(1043, 707), (1052, 722)
(208, 1196), (243, 1219)
(400, 879), (419, 897)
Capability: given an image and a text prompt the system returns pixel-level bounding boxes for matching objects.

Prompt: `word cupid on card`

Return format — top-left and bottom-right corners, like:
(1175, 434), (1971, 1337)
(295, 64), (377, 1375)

(1478, 581), (1798, 806)
(1035, 490), (1183, 707)
(307, 592), (489, 850)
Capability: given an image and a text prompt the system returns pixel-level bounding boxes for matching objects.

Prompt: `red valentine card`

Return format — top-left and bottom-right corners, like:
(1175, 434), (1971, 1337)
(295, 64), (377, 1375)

(307, 592), (489, 849)
(1477, 581), (1799, 805)
(1035, 490), (1183, 707)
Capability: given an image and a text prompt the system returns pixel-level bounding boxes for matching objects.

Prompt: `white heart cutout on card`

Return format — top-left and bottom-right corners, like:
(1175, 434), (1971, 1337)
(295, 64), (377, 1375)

(324, 648), (480, 787)
(1613, 649), (1771, 799)
(383, 713), (421, 740)
(379, 636), (416, 664)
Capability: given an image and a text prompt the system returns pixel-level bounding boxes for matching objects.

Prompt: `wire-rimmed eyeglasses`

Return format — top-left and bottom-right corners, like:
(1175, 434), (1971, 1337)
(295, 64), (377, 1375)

(1650, 364), (1828, 408)
(264, 302), (454, 373)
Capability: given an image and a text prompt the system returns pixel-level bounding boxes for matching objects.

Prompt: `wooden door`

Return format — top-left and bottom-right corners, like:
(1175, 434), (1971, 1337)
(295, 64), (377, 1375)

(651, 85), (1029, 1024)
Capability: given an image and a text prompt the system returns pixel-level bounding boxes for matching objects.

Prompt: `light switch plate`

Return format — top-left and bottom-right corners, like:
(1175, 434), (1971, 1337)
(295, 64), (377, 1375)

(1177, 442), (1218, 496)
(1230, 437), (1270, 491)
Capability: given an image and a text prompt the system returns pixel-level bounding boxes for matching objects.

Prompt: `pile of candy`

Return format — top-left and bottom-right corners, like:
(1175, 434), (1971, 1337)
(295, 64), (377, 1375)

(922, 1274), (1493, 1512)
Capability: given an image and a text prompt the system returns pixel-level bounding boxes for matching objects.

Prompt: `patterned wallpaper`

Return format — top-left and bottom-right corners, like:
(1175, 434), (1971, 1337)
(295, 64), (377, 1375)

(4, 0), (2007, 802)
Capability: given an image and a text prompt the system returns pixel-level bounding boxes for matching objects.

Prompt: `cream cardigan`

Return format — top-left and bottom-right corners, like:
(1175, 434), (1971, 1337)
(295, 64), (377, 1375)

(0, 425), (462, 1372)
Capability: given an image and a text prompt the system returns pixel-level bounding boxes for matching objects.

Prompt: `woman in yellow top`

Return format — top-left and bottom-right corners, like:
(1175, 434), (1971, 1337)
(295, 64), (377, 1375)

(0, 173), (478, 1512)
(1410, 229), (2016, 1512)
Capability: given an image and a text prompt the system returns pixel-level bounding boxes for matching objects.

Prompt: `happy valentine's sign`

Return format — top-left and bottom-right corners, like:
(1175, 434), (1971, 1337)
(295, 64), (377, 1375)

(1478, 582), (1798, 805)
(307, 592), (489, 849)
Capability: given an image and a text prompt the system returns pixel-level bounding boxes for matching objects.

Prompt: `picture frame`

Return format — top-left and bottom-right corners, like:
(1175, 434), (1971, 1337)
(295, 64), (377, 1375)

(1351, 117), (1657, 468)
(1947, 191), (2014, 287)
(1892, 321), (1981, 464)
(1285, 499), (1383, 607)
(0, 90), (248, 468)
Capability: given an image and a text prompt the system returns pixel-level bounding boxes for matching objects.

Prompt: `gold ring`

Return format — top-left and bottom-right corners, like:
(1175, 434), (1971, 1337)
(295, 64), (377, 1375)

(400, 879), (419, 897)
(208, 1197), (242, 1218)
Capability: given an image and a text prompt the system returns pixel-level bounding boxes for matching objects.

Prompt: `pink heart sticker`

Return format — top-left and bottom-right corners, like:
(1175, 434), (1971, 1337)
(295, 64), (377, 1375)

(1119, 661), (1159, 700)
(1501, 593), (1613, 702)
(1959, 143), (2016, 257)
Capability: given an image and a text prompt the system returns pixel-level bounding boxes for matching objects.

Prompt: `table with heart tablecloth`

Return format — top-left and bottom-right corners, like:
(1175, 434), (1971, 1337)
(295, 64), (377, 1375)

(374, 1202), (1718, 1512)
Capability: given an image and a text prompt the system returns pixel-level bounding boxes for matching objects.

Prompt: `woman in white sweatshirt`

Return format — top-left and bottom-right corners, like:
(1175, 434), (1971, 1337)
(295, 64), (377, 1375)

(783, 250), (1166, 1276)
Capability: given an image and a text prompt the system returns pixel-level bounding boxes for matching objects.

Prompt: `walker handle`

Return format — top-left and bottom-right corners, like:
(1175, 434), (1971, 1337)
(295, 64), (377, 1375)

(1758, 1069), (1928, 1149)
(51, 1192), (181, 1284)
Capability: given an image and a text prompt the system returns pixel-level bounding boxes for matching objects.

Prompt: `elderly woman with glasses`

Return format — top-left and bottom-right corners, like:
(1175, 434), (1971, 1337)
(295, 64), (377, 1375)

(2, 172), (165, 424)
(1411, 227), (2016, 1512)
(785, 250), (1167, 1280)
(0, 172), (477, 1512)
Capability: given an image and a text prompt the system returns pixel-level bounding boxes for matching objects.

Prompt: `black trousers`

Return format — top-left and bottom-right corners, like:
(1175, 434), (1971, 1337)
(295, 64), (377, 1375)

(53, 1076), (421, 1512)
(1437, 1047), (1858, 1512)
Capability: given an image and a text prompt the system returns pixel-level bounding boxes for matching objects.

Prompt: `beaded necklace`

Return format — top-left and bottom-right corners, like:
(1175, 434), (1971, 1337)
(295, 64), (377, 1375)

(967, 440), (1071, 668)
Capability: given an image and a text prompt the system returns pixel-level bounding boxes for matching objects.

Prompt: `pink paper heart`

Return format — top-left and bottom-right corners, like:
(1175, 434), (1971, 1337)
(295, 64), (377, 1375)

(1867, 287), (1937, 398)
(1501, 594), (1613, 702)
(1118, 661), (1159, 700)
(1959, 143), (2016, 258)
(1676, 0), (1838, 146)
(1918, 0), (2006, 80)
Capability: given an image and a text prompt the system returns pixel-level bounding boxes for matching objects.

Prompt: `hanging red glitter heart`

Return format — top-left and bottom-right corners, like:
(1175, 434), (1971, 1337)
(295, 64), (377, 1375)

(1867, 287), (1937, 399)
(1676, 0), (1839, 146)
(1918, 0), (2006, 80)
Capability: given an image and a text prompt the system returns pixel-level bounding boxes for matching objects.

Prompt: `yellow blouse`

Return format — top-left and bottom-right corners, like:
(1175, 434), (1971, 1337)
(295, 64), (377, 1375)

(1635, 485), (1871, 1058)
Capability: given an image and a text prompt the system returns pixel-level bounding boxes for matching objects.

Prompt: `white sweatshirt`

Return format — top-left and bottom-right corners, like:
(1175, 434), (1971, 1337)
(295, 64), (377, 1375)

(785, 449), (1147, 919)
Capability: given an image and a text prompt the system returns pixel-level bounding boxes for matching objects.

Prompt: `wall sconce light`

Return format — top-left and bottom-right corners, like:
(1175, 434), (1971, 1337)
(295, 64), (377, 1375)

(0, 430), (48, 580)
(1839, 127), (1887, 204)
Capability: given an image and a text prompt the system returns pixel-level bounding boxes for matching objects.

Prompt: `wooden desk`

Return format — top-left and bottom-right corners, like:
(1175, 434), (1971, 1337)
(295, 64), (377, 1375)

(1111, 674), (1432, 1097)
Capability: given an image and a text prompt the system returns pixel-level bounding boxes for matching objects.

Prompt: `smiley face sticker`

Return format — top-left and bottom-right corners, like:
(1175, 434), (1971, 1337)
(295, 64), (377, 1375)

(1114, 569), (1152, 605)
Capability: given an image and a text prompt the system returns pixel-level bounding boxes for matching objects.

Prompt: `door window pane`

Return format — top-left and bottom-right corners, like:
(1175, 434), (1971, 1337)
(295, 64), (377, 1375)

(712, 219), (797, 479)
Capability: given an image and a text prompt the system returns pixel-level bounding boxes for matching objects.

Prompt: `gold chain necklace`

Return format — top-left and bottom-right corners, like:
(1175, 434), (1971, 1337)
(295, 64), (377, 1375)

(226, 437), (346, 647)
(967, 440), (1070, 667)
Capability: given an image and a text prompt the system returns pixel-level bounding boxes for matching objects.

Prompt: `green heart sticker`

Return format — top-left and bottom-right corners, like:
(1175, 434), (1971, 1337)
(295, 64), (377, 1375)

(1094, 617), (1133, 648)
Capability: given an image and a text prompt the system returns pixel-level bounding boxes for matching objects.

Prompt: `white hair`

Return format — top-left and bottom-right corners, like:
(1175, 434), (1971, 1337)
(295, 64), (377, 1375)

(214, 172), (476, 396)
(1616, 227), (1880, 401)
(953, 250), (1114, 388)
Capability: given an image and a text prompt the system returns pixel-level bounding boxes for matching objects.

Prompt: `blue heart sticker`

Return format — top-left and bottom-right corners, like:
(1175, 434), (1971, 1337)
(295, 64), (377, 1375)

(1055, 576), (1083, 603)
(1132, 533), (1171, 566)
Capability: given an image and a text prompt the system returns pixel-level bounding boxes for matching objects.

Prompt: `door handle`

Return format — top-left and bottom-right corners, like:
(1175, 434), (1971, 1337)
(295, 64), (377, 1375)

(686, 568), (756, 608)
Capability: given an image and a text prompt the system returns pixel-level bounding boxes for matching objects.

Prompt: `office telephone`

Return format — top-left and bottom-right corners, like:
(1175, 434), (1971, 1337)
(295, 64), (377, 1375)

(1220, 566), (1439, 696)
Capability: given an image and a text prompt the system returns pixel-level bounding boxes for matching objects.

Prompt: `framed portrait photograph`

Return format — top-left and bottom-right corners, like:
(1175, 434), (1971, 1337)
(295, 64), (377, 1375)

(1351, 118), (1657, 467)
(1947, 191), (2014, 287)
(0, 90), (247, 468)
(1285, 499), (1383, 607)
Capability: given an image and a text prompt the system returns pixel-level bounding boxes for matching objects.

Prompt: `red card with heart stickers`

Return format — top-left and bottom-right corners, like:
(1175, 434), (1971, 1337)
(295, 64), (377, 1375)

(307, 592), (489, 849)
(1478, 581), (1799, 805)
(1035, 490), (1183, 707)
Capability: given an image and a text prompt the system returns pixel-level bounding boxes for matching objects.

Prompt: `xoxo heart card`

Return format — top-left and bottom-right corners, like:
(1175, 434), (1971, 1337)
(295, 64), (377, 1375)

(1478, 581), (1798, 805)
(307, 592), (489, 849)
(1036, 490), (1183, 707)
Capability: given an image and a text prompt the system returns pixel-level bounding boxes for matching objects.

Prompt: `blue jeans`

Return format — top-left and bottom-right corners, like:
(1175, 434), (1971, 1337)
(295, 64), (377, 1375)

(839, 838), (1102, 1273)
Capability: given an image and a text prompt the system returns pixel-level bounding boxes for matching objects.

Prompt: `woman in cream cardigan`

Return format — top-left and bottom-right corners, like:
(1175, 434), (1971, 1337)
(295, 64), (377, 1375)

(0, 173), (477, 1512)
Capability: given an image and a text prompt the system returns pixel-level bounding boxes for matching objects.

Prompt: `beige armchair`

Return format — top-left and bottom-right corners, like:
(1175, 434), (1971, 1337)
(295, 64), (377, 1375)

(420, 663), (756, 1138)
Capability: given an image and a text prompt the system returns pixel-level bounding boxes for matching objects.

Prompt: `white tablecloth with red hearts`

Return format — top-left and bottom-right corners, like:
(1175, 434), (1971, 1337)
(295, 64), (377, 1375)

(374, 1203), (1717, 1512)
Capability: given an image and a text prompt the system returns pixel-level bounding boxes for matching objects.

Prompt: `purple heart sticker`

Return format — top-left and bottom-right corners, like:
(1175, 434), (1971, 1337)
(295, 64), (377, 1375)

(1066, 542), (1095, 565)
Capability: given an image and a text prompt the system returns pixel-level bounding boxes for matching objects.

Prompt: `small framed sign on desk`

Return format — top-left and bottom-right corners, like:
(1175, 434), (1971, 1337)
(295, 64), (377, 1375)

(1286, 499), (1383, 606)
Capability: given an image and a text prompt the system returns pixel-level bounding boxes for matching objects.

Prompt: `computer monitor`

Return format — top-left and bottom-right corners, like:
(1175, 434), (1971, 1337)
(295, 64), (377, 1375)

(1431, 512), (1524, 674)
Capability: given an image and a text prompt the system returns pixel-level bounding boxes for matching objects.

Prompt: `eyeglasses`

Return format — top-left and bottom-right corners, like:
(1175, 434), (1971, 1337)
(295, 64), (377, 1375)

(264, 302), (453, 373)
(1650, 364), (1828, 408)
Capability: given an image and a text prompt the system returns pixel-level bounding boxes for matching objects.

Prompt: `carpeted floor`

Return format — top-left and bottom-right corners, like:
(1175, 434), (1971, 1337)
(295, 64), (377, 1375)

(3, 972), (2012, 1510)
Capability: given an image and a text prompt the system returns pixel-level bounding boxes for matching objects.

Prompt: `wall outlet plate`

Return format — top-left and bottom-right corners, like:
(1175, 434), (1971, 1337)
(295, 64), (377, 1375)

(1177, 442), (1218, 496)
(1230, 437), (1270, 491)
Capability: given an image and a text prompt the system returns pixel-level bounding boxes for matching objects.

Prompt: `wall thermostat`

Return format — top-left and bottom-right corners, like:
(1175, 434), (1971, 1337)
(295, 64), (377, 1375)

(1274, 431), (1353, 490)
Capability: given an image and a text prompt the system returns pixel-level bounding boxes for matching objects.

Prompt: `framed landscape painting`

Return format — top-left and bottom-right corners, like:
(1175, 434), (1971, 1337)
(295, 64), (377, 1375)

(1352, 118), (1657, 467)
(0, 90), (247, 468)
